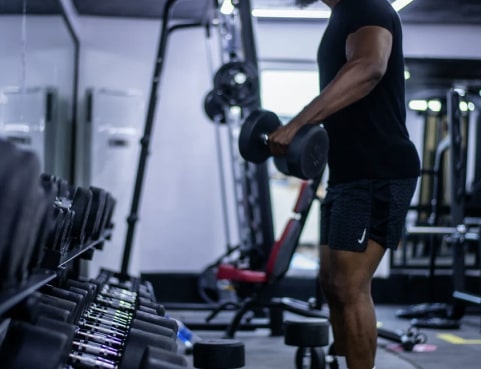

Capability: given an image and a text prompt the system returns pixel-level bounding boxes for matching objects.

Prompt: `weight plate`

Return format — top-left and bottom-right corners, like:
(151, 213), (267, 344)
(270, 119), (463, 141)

(204, 90), (227, 124)
(214, 61), (259, 107)
(238, 109), (282, 164)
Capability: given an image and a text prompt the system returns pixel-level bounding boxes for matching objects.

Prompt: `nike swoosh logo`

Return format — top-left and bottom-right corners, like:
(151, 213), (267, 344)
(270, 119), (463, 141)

(358, 228), (367, 244)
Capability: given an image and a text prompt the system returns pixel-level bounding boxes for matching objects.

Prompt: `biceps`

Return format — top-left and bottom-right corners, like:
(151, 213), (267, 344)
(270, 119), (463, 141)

(345, 26), (393, 73)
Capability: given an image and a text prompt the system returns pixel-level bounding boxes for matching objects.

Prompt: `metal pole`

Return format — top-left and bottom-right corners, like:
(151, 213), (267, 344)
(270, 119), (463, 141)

(120, 0), (179, 275)
(57, 0), (80, 184)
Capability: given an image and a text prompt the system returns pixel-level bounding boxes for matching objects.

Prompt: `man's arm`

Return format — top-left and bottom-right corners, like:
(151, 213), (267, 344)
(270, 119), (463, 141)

(268, 25), (393, 156)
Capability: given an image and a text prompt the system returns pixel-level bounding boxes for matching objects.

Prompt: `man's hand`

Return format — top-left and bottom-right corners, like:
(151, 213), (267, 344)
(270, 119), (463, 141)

(267, 120), (303, 157)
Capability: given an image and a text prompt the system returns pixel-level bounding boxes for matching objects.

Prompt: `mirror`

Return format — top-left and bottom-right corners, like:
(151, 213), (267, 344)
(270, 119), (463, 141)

(0, 0), (77, 180)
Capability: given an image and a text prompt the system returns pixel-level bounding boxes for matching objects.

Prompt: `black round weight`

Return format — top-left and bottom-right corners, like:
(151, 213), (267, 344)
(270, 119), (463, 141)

(214, 61), (258, 107)
(238, 109), (282, 164)
(204, 90), (227, 123)
(140, 345), (188, 368)
(287, 125), (329, 180)
(284, 319), (330, 347)
(119, 328), (177, 369)
(193, 339), (245, 369)
(295, 347), (326, 369)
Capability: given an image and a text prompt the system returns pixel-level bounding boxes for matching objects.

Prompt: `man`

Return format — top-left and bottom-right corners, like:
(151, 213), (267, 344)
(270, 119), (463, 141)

(268, 1), (421, 368)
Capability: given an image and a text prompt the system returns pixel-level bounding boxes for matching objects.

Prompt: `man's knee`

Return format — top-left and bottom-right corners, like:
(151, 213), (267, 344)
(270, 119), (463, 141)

(326, 277), (369, 305)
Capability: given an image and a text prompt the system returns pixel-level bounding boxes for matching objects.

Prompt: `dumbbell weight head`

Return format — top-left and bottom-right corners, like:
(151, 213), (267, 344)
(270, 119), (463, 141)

(140, 345), (189, 369)
(84, 186), (107, 241)
(204, 90), (227, 124)
(193, 339), (245, 369)
(131, 318), (177, 340)
(119, 328), (177, 369)
(0, 320), (71, 369)
(69, 187), (93, 245)
(238, 109), (282, 164)
(27, 178), (57, 272)
(134, 310), (178, 333)
(286, 124), (329, 180)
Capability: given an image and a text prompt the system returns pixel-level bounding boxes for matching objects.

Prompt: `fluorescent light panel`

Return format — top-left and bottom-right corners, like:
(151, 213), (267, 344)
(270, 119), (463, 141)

(252, 0), (414, 19)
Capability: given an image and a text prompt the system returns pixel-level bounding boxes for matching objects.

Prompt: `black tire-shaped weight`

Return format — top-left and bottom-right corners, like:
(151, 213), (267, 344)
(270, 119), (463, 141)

(287, 125), (329, 180)
(70, 188), (93, 243)
(204, 90), (227, 123)
(295, 347), (326, 369)
(284, 319), (330, 348)
(273, 156), (290, 176)
(238, 109), (281, 164)
(213, 61), (258, 107)
(193, 339), (245, 369)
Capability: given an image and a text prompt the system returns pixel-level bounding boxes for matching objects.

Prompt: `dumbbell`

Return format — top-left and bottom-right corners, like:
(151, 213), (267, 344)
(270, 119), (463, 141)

(193, 339), (245, 369)
(0, 148), (42, 289)
(238, 109), (329, 179)
(140, 346), (189, 369)
(283, 318), (330, 369)
(69, 187), (93, 246)
(21, 178), (57, 280)
(0, 320), (72, 369)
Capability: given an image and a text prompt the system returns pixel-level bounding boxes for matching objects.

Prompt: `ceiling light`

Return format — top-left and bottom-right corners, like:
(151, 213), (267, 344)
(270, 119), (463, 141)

(459, 101), (468, 112)
(428, 100), (442, 112)
(251, 8), (331, 19)
(391, 0), (414, 12)
(408, 100), (428, 111)
(220, 0), (235, 15)
(468, 102), (476, 111)
(252, 0), (414, 19)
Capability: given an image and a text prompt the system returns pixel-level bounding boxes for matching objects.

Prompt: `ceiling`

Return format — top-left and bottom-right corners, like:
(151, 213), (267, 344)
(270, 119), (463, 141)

(1, 0), (480, 98)
(1, 0), (481, 25)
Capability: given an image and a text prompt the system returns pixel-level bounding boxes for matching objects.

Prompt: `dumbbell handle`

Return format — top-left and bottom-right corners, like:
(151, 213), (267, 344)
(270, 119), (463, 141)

(260, 133), (269, 145)
(70, 352), (117, 369)
(73, 340), (121, 358)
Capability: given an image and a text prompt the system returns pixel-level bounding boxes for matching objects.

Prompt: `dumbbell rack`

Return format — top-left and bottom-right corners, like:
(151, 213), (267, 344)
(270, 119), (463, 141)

(0, 233), (112, 317)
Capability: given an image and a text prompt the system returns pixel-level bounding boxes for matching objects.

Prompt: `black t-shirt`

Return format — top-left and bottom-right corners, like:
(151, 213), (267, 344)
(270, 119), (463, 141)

(317, 0), (420, 185)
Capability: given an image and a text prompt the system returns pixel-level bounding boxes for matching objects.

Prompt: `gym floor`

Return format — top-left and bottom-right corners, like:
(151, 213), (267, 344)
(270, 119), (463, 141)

(169, 305), (481, 369)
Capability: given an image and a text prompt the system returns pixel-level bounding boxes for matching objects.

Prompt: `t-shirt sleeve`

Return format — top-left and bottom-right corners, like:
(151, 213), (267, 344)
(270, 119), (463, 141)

(345, 3), (396, 35)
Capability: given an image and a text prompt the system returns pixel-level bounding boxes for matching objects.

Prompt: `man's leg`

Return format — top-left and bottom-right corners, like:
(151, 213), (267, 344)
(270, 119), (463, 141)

(320, 240), (385, 369)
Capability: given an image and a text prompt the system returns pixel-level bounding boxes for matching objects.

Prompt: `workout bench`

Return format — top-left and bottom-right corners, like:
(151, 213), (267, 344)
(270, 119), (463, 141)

(213, 175), (324, 338)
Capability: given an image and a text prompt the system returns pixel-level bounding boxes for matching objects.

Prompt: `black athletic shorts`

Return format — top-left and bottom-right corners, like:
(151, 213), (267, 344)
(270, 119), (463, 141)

(320, 178), (417, 251)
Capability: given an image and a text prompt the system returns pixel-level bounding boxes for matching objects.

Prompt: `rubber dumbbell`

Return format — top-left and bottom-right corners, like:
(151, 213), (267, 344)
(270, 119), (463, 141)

(284, 318), (330, 369)
(0, 148), (41, 289)
(238, 109), (329, 179)
(69, 187), (93, 246)
(0, 320), (71, 369)
(140, 345), (189, 369)
(118, 328), (178, 369)
(26, 177), (58, 273)
(193, 339), (245, 369)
